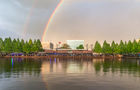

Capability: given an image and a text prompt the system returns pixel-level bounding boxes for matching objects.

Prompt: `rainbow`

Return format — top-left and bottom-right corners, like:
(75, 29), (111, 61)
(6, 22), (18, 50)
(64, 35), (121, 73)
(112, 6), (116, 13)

(22, 0), (38, 38)
(41, 0), (64, 42)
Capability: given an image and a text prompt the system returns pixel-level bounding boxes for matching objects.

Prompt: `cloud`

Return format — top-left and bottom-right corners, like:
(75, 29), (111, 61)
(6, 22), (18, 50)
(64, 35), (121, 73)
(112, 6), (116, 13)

(11, 0), (60, 9)
(1, 0), (140, 42)
(0, 29), (21, 39)
(44, 0), (140, 43)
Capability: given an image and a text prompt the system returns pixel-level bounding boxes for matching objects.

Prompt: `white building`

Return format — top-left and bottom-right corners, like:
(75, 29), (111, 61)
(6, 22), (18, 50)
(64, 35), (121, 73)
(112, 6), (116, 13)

(67, 40), (84, 50)
(136, 38), (140, 42)
(41, 42), (54, 50)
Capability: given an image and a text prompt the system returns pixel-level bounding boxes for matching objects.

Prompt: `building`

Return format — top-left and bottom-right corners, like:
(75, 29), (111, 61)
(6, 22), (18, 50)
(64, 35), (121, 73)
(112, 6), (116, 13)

(67, 40), (84, 50)
(41, 42), (54, 50)
(136, 38), (140, 42)
(43, 49), (93, 56)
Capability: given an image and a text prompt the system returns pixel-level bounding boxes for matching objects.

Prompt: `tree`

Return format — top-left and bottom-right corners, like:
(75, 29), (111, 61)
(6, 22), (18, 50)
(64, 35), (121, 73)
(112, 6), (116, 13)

(102, 40), (112, 54)
(20, 39), (25, 52)
(111, 41), (116, 54)
(138, 40), (140, 53)
(12, 39), (18, 52)
(31, 40), (38, 52)
(61, 43), (70, 49)
(127, 40), (133, 54)
(123, 41), (128, 54)
(23, 42), (30, 54)
(36, 39), (43, 51)
(28, 39), (33, 52)
(77, 44), (84, 49)
(93, 41), (102, 53)
(118, 40), (125, 54)
(3, 37), (13, 53)
(0, 38), (3, 52)
(132, 39), (138, 54)
(17, 38), (22, 52)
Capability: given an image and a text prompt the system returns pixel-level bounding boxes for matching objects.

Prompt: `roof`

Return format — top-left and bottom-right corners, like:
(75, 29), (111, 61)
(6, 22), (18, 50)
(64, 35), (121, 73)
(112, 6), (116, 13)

(44, 50), (92, 54)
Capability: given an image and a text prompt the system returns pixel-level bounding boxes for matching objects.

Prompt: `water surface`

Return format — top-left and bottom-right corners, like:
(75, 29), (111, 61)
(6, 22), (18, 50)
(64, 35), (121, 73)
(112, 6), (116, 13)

(0, 58), (140, 90)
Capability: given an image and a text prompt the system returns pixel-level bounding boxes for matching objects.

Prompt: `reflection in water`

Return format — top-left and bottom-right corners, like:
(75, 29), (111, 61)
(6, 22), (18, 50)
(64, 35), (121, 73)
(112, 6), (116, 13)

(41, 58), (140, 76)
(11, 58), (14, 68)
(0, 58), (140, 90)
(0, 58), (140, 77)
(0, 58), (42, 79)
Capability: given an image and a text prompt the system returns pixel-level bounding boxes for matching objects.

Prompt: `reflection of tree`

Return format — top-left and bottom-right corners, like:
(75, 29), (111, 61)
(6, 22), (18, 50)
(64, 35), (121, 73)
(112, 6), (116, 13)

(54, 58), (93, 73)
(94, 62), (102, 72)
(0, 58), (42, 78)
(93, 59), (140, 76)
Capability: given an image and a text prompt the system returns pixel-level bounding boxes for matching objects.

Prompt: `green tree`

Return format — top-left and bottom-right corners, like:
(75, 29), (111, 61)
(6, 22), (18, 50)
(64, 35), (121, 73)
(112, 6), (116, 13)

(61, 43), (70, 49)
(102, 40), (112, 54)
(36, 39), (43, 51)
(4, 37), (13, 53)
(114, 43), (119, 54)
(138, 40), (140, 53)
(23, 42), (30, 54)
(127, 40), (133, 54)
(17, 38), (22, 52)
(0, 38), (3, 52)
(20, 39), (25, 52)
(118, 40), (125, 54)
(29, 39), (33, 46)
(132, 40), (138, 54)
(123, 41), (128, 54)
(93, 41), (102, 53)
(31, 40), (38, 52)
(12, 39), (18, 52)
(111, 41), (116, 54)
(77, 44), (84, 49)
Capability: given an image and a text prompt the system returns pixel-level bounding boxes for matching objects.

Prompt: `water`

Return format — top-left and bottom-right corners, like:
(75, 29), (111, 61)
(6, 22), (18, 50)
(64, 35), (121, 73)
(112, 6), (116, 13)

(0, 58), (140, 90)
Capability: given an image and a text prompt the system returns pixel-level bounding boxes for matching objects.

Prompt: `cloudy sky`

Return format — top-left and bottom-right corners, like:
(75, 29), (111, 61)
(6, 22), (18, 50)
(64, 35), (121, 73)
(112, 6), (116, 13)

(0, 0), (140, 44)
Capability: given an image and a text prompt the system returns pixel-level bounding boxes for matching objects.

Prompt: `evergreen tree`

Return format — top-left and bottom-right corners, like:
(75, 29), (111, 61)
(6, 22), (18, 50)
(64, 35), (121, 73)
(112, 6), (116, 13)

(132, 40), (138, 54)
(127, 40), (133, 54)
(0, 38), (3, 52)
(29, 39), (33, 46)
(4, 37), (13, 53)
(20, 39), (25, 52)
(111, 41), (116, 54)
(17, 38), (22, 52)
(118, 40), (125, 54)
(12, 39), (18, 52)
(31, 40), (38, 52)
(102, 40), (111, 54)
(114, 43), (119, 54)
(123, 41), (128, 54)
(93, 41), (102, 53)
(23, 41), (30, 54)
(36, 39), (43, 51)
(138, 40), (140, 53)
(29, 39), (33, 52)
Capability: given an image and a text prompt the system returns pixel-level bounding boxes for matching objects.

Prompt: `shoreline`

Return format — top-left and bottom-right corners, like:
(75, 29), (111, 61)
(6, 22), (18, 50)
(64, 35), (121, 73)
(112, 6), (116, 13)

(0, 54), (140, 59)
(0, 55), (129, 59)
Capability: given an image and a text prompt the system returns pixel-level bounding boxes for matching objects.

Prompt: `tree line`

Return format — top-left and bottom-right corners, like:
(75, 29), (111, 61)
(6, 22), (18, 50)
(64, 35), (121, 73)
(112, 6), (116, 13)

(93, 40), (140, 54)
(0, 37), (43, 54)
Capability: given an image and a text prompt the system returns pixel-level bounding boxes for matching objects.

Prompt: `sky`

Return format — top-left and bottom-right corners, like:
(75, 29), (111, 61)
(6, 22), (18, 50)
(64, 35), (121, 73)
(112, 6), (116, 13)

(0, 0), (140, 44)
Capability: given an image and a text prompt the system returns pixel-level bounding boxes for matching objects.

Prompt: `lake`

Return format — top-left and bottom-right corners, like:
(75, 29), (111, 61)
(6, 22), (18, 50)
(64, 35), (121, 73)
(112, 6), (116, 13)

(0, 57), (140, 90)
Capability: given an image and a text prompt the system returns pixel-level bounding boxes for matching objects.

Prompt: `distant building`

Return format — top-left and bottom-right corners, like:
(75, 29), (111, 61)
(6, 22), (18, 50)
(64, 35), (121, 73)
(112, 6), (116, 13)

(67, 40), (84, 50)
(136, 38), (140, 42)
(41, 42), (54, 50)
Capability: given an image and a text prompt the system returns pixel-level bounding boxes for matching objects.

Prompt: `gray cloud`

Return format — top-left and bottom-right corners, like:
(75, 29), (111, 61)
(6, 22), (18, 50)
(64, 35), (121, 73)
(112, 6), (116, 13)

(44, 0), (140, 44)
(0, 0), (140, 44)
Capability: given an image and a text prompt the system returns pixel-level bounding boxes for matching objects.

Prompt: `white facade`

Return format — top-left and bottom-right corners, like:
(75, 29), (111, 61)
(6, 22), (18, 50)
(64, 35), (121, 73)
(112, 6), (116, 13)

(136, 38), (140, 42)
(41, 42), (54, 49)
(67, 40), (84, 50)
